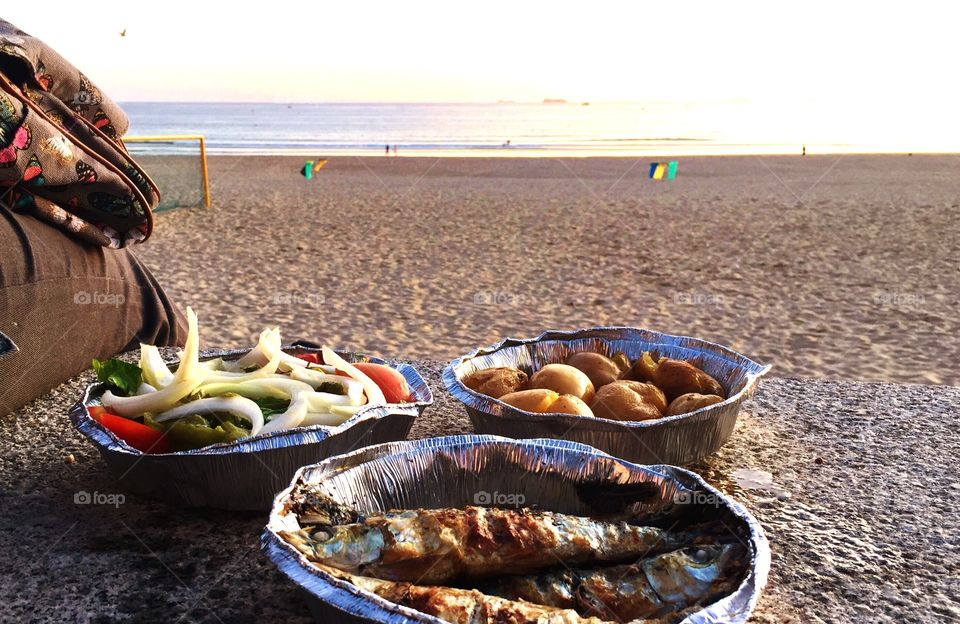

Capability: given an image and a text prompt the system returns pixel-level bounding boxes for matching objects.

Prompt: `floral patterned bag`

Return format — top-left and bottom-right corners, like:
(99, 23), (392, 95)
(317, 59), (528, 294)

(0, 19), (159, 247)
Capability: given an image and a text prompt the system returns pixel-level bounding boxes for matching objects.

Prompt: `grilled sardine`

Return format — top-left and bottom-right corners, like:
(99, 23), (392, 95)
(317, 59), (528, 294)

(281, 505), (687, 583)
(478, 544), (744, 621)
(316, 563), (610, 624)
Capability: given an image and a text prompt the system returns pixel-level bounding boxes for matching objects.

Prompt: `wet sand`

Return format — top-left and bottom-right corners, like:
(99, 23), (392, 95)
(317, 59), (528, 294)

(134, 154), (960, 385)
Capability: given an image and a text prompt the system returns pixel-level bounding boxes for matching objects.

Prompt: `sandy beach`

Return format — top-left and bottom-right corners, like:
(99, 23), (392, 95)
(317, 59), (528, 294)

(134, 154), (960, 386)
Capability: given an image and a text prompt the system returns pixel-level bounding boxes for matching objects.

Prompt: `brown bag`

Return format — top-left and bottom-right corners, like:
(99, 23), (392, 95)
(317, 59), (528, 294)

(0, 19), (159, 247)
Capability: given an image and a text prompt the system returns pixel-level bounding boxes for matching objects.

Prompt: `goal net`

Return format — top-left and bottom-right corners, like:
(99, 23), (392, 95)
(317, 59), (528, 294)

(123, 135), (210, 212)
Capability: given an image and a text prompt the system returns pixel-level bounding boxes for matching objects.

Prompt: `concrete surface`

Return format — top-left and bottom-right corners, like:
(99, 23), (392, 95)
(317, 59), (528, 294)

(1, 360), (958, 623)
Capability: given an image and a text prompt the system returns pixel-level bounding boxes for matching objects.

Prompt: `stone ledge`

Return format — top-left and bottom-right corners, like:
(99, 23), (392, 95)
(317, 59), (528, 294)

(1, 360), (957, 623)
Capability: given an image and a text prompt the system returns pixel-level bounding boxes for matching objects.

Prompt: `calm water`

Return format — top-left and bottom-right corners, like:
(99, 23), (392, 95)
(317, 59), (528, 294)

(122, 101), (950, 157)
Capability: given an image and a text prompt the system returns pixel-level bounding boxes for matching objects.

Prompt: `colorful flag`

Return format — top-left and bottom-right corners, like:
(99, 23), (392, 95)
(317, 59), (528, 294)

(649, 161), (679, 180)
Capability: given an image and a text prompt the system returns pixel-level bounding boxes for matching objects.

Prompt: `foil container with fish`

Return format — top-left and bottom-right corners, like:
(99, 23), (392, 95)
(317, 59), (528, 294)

(443, 327), (770, 465)
(69, 347), (433, 510)
(262, 435), (770, 624)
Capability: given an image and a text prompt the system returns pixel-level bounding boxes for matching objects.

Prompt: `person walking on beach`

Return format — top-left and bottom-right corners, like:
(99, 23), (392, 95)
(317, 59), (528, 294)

(385, 144), (390, 155)
(0, 19), (186, 415)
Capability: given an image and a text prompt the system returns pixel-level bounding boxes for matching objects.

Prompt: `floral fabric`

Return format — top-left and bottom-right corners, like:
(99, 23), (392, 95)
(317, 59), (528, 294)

(0, 19), (159, 247)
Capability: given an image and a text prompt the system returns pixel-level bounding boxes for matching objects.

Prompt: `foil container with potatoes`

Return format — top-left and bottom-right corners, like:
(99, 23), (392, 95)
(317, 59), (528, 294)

(443, 327), (770, 465)
(68, 346), (433, 510)
(262, 435), (770, 624)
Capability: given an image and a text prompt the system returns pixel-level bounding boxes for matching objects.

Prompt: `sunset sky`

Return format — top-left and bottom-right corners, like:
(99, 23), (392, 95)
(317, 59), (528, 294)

(5, 2), (959, 105)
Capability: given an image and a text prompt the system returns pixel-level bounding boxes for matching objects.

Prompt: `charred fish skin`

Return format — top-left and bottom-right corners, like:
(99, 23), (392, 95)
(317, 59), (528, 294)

(315, 563), (610, 624)
(283, 505), (686, 584)
(480, 544), (744, 622)
(286, 488), (362, 528)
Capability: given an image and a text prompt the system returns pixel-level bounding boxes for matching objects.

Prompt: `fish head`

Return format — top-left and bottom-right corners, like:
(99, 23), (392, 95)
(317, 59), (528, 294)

(317, 524), (386, 570)
(642, 544), (744, 605)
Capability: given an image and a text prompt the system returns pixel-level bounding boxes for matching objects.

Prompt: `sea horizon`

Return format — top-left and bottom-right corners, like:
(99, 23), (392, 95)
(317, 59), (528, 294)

(122, 101), (959, 157)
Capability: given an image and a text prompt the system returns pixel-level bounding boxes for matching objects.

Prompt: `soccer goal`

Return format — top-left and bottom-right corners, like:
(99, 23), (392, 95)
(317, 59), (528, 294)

(123, 135), (211, 211)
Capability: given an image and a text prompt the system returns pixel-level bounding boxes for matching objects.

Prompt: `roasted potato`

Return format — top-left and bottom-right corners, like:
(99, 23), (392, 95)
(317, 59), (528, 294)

(462, 366), (528, 399)
(499, 389), (559, 413)
(624, 351), (660, 383)
(666, 392), (725, 416)
(565, 352), (621, 389)
(530, 363), (596, 403)
(549, 394), (594, 417)
(590, 380), (667, 422)
(500, 389), (594, 416)
(654, 358), (725, 401)
(610, 352), (632, 374)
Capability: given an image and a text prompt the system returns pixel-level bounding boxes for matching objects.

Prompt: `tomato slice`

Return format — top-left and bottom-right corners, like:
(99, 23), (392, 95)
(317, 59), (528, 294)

(295, 353), (321, 364)
(88, 406), (171, 454)
(352, 362), (412, 403)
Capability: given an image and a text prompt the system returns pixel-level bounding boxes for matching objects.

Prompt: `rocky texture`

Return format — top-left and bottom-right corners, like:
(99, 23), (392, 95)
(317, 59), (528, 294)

(0, 364), (958, 623)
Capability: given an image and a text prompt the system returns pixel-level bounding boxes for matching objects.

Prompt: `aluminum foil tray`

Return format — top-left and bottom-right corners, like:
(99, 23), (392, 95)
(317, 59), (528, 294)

(442, 327), (770, 465)
(262, 435), (770, 624)
(68, 347), (433, 510)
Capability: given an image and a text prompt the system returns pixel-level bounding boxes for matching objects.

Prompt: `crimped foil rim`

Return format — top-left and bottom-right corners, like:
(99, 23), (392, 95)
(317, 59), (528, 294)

(442, 326), (771, 430)
(261, 435), (770, 624)
(68, 347), (434, 457)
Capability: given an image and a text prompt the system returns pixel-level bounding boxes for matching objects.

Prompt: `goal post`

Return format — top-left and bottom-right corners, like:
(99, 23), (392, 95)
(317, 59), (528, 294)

(123, 135), (211, 210)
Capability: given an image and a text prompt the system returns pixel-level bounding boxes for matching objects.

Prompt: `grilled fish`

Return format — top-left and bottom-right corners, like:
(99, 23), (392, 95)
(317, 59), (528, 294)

(477, 544), (744, 621)
(315, 563), (610, 624)
(280, 505), (687, 584)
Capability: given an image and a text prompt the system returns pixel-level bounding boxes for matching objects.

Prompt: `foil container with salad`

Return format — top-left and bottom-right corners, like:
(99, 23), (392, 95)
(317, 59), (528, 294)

(69, 308), (433, 509)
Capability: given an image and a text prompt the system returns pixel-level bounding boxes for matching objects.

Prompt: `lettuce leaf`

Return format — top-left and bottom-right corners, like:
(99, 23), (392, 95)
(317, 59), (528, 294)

(92, 358), (143, 396)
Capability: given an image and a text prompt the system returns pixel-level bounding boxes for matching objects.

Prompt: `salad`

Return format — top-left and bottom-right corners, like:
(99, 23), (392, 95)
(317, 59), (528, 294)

(87, 308), (413, 453)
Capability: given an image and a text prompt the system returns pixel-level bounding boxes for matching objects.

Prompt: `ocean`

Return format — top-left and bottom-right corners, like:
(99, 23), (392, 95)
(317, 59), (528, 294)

(121, 101), (951, 157)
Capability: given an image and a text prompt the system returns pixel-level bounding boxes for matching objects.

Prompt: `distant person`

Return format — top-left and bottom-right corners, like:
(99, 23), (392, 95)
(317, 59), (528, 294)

(385, 144), (390, 155)
(393, 145), (398, 155)
(802, 145), (806, 156)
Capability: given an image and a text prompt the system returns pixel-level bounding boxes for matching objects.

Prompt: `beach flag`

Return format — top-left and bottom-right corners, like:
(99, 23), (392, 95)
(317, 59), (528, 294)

(648, 161), (678, 180)
(301, 161), (314, 179)
(302, 159), (328, 179)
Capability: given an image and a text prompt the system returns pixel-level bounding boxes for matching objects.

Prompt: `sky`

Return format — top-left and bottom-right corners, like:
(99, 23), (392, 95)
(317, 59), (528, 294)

(4, 1), (960, 105)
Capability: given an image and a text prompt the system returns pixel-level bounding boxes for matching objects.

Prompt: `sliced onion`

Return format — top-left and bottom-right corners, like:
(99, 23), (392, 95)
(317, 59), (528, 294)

(200, 377), (314, 400)
(288, 368), (365, 405)
(104, 308), (204, 416)
(260, 393), (308, 434)
(140, 345), (174, 388)
(301, 411), (352, 427)
(155, 394), (264, 436)
(277, 351), (309, 373)
(135, 382), (157, 395)
(302, 391), (358, 412)
(203, 328), (282, 383)
(329, 405), (363, 417)
(321, 347), (385, 406)
(199, 357), (226, 371)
